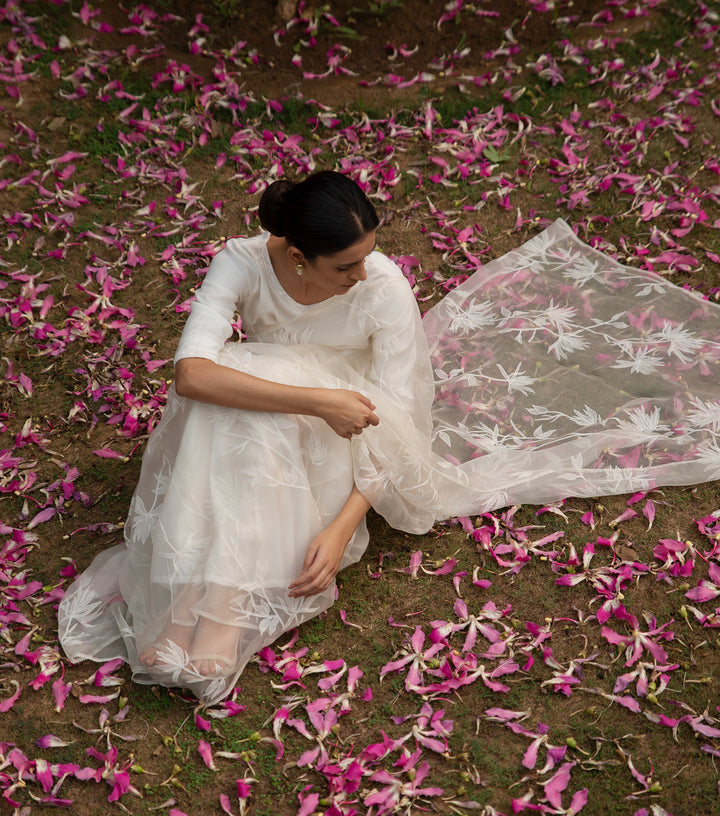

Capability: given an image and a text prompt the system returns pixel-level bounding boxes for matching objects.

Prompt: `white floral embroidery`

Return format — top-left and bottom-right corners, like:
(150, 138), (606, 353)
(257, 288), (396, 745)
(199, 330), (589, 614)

(465, 421), (512, 451)
(549, 331), (589, 360)
(151, 454), (173, 501)
(569, 406), (604, 427)
(614, 406), (670, 439)
(532, 424), (557, 440)
(153, 639), (190, 683)
(537, 301), (578, 331)
(168, 535), (210, 583)
(652, 322), (704, 362)
(561, 256), (602, 287)
(127, 495), (159, 543)
(519, 229), (557, 258)
(611, 344), (665, 374)
(374, 326), (408, 355)
(685, 398), (720, 430)
(228, 588), (323, 636)
(600, 466), (652, 494)
(202, 677), (230, 700)
(696, 440), (720, 479)
(303, 425), (330, 466)
(60, 584), (104, 628)
(496, 363), (536, 395)
(636, 281), (670, 297)
(448, 299), (495, 333)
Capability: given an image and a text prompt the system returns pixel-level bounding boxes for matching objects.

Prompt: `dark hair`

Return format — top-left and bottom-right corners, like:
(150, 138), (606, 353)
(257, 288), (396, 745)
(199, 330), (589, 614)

(258, 171), (379, 260)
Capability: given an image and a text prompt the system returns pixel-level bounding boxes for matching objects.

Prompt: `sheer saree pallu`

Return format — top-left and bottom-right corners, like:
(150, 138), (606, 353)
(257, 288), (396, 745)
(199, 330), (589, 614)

(416, 218), (720, 519)
(58, 219), (720, 704)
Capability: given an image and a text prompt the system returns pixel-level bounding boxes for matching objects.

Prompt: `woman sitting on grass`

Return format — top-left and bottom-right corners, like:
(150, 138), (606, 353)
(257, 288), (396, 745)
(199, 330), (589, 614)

(58, 170), (720, 704)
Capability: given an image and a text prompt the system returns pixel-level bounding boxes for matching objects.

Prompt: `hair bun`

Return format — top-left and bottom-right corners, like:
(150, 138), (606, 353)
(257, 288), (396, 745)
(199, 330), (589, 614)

(258, 179), (296, 237)
(256, 171), (379, 259)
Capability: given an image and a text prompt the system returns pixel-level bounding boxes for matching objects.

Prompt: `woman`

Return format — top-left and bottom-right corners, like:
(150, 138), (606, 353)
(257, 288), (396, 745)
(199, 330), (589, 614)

(58, 171), (434, 704)
(59, 171), (720, 705)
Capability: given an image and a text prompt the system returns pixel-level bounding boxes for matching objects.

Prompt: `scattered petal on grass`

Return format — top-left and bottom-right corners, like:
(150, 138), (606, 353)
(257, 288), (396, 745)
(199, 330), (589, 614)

(1, 2), (719, 814)
(197, 740), (217, 771)
(36, 734), (74, 748)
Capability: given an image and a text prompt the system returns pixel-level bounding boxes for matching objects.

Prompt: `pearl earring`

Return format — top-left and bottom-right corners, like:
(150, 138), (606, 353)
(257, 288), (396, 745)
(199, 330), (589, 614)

(295, 263), (304, 276)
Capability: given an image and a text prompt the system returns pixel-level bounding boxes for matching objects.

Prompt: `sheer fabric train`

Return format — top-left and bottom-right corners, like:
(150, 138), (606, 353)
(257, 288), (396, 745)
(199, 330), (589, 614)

(58, 219), (720, 704)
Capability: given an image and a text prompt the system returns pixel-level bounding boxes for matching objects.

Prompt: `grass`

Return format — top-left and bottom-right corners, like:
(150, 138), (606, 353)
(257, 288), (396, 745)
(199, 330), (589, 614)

(350, 1), (404, 19)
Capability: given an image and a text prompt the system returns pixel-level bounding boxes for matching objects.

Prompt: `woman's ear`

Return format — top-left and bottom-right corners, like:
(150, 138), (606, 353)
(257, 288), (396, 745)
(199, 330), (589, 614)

(287, 246), (307, 267)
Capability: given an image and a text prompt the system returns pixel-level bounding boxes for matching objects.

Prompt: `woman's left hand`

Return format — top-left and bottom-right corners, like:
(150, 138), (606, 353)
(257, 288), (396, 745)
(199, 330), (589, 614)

(288, 527), (347, 598)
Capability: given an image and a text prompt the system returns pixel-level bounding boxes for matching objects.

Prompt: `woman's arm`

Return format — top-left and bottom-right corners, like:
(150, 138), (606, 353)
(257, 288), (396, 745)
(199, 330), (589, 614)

(288, 486), (371, 598)
(175, 357), (379, 439)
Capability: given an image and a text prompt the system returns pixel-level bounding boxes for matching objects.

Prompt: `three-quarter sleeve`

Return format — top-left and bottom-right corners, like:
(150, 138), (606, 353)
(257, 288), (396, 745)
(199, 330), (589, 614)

(173, 239), (257, 365)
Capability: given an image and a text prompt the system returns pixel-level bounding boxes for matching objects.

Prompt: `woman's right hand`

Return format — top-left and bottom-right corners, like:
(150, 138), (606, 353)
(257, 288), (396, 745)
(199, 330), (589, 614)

(317, 389), (379, 439)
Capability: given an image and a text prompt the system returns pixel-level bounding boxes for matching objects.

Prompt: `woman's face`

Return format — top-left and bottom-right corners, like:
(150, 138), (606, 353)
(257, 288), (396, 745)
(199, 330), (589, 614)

(301, 230), (377, 297)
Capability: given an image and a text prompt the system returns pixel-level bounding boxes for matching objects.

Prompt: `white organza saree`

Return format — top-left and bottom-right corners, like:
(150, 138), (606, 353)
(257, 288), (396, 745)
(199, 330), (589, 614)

(58, 219), (720, 704)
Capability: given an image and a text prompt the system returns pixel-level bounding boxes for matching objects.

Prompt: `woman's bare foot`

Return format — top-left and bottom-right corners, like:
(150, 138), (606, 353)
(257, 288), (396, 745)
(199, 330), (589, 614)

(187, 617), (240, 678)
(139, 584), (204, 669)
(139, 619), (194, 668)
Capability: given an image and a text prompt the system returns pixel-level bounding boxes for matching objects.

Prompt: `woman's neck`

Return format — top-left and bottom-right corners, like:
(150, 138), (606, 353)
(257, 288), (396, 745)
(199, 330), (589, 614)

(265, 235), (332, 305)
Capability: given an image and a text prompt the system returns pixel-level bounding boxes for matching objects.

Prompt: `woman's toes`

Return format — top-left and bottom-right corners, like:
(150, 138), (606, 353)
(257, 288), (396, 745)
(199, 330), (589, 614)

(189, 657), (232, 677)
(139, 646), (158, 666)
(187, 618), (239, 678)
(138, 623), (194, 670)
